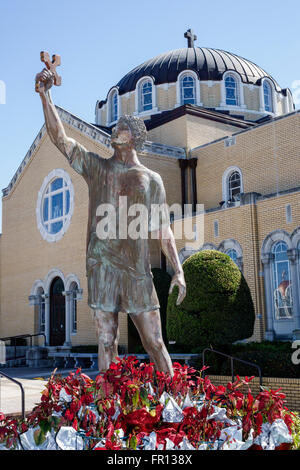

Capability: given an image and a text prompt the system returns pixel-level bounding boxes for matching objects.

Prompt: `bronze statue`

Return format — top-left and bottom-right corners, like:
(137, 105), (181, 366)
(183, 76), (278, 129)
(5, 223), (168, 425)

(35, 55), (186, 377)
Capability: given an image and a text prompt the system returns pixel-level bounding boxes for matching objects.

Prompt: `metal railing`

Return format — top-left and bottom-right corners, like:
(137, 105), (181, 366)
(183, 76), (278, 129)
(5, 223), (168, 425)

(0, 333), (47, 362)
(0, 370), (25, 420)
(202, 348), (263, 388)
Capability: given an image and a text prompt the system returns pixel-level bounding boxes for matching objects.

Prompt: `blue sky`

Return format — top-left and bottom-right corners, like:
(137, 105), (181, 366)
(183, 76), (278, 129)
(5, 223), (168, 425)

(1, 0), (300, 231)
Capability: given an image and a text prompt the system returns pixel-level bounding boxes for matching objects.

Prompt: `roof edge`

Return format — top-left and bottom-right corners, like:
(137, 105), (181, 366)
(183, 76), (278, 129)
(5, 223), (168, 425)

(144, 104), (255, 131)
(191, 108), (300, 153)
(2, 107), (186, 198)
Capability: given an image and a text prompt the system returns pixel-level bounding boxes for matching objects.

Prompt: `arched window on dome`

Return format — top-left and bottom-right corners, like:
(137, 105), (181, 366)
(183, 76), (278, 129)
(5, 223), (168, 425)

(225, 74), (239, 106)
(263, 81), (273, 112)
(271, 241), (293, 319)
(139, 80), (153, 112)
(180, 74), (196, 105)
(109, 90), (118, 123)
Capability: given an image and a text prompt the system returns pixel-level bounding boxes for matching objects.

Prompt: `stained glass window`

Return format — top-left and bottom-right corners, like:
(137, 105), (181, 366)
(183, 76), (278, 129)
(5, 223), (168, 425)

(272, 241), (293, 319)
(264, 81), (273, 112)
(110, 91), (118, 122)
(225, 75), (238, 106)
(140, 81), (152, 111)
(181, 75), (196, 105)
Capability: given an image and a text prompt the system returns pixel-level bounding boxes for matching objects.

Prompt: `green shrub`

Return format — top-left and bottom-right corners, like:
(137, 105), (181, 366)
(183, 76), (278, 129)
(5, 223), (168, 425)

(167, 250), (255, 351)
(289, 411), (300, 450)
(231, 340), (293, 353)
(192, 341), (300, 378)
(219, 350), (300, 378)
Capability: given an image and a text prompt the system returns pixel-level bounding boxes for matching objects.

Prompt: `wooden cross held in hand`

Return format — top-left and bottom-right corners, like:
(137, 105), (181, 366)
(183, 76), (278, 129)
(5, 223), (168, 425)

(35, 51), (62, 93)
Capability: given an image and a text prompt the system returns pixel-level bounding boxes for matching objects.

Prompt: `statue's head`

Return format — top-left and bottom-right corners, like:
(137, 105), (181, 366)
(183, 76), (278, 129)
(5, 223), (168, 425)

(111, 115), (147, 151)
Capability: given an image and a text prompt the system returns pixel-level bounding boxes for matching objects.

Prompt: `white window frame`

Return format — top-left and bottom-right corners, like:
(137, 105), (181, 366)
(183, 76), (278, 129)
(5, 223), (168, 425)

(106, 87), (121, 125)
(176, 70), (202, 107)
(219, 71), (246, 110)
(134, 76), (157, 116)
(271, 241), (293, 320)
(286, 204), (292, 224)
(36, 169), (74, 243)
(222, 166), (243, 204)
(263, 80), (273, 113)
(259, 78), (277, 115)
(140, 80), (153, 112)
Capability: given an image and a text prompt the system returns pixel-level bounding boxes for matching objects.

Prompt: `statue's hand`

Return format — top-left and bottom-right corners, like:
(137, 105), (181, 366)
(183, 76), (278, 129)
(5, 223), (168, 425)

(35, 67), (54, 94)
(169, 271), (186, 305)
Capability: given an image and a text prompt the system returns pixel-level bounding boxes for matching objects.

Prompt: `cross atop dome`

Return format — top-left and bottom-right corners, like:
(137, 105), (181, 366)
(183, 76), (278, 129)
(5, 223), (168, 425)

(184, 29), (197, 48)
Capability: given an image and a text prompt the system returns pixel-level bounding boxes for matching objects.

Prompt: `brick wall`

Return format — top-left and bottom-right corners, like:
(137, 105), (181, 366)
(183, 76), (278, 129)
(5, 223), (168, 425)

(147, 114), (239, 149)
(192, 112), (300, 210)
(200, 83), (221, 108)
(173, 185), (300, 342)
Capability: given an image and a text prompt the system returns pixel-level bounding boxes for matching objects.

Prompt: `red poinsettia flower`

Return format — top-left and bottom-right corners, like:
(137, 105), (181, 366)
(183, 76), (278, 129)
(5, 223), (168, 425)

(64, 409), (75, 422)
(118, 404), (163, 433)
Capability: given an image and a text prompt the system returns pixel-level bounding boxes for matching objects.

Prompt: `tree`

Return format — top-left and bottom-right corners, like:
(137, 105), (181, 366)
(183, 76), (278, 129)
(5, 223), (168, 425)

(167, 250), (255, 350)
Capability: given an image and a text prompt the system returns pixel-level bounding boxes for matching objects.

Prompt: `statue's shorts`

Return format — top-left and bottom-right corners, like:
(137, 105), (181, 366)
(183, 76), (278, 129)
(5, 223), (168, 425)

(87, 262), (160, 314)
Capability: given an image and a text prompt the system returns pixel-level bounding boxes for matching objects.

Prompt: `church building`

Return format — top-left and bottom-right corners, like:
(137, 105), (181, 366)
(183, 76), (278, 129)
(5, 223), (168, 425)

(0, 30), (299, 352)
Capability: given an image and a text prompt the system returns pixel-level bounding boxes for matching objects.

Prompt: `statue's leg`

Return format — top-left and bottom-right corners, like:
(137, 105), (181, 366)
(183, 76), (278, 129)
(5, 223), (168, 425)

(129, 309), (173, 377)
(94, 309), (119, 373)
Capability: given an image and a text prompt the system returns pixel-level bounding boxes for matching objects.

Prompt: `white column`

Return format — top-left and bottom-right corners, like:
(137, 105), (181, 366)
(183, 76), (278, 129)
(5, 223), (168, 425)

(239, 82), (246, 109)
(63, 291), (72, 346)
(259, 82), (265, 113)
(44, 294), (50, 346)
(220, 77), (226, 107)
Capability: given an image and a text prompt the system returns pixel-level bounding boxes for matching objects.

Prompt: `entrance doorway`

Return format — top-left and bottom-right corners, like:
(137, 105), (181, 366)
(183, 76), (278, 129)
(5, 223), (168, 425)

(50, 277), (65, 346)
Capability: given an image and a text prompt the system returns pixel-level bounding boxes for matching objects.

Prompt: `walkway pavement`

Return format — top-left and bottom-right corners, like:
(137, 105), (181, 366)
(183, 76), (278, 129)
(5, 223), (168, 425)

(0, 367), (100, 416)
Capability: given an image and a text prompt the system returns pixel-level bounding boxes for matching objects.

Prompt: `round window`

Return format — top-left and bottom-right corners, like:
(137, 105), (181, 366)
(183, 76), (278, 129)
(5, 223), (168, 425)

(36, 169), (74, 242)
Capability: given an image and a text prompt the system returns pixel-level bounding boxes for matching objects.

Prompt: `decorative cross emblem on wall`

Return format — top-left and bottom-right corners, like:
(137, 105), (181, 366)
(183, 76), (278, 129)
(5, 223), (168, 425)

(184, 29), (197, 48)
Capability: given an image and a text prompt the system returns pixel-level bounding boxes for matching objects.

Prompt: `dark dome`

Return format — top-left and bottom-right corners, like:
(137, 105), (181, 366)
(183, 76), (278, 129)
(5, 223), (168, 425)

(116, 47), (281, 95)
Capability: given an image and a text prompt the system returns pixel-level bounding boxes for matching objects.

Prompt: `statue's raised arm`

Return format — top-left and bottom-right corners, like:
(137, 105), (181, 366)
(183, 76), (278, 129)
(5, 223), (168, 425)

(35, 51), (76, 160)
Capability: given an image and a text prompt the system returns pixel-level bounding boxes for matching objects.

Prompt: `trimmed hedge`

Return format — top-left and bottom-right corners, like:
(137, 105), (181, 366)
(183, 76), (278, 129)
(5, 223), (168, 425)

(192, 341), (300, 378)
(167, 250), (255, 351)
(219, 350), (299, 378)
